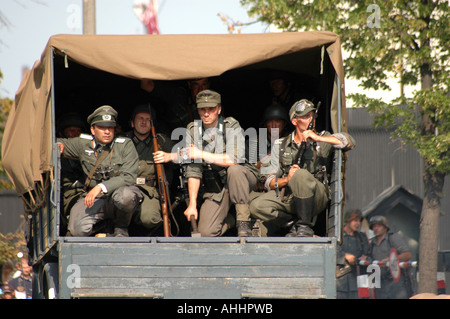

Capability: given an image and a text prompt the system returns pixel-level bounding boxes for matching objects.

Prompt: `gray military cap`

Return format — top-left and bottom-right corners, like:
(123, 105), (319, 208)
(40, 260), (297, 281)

(87, 105), (118, 127)
(289, 99), (316, 120)
(196, 90), (221, 108)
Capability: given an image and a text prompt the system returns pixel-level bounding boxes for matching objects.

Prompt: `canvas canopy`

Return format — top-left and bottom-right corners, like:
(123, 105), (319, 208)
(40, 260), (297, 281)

(2, 31), (347, 209)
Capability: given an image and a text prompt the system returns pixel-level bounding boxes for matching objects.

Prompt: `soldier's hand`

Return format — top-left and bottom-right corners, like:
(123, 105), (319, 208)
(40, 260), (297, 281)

(184, 205), (198, 221)
(345, 253), (356, 265)
(287, 164), (300, 180)
(85, 185), (102, 208)
(153, 151), (170, 163)
(302, 130), (319, 143)
(57, 142), (65, 154)
(187, 144), (203, 160)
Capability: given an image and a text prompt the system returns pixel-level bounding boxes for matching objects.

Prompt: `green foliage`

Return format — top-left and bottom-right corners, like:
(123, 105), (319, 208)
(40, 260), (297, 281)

(0, 231), (26, 265)
(241, 0), (450, 175)
(0, 97), (14, 189)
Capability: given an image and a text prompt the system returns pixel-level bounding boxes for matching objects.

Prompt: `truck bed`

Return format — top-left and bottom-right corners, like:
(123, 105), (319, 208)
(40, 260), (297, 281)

(58, 236), (336, 299)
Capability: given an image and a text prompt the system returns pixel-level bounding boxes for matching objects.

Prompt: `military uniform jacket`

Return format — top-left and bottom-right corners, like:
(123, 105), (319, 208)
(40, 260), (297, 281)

(119, 131), (174, 198)
(263, 130), (355, 190)
(185, 117), (244, 200)
(369, 232), (411, 279)
(57, 134), (139, 194)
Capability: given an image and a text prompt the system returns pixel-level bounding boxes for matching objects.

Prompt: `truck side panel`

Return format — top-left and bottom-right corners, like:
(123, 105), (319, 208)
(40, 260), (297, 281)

(59, 237), (336, 299)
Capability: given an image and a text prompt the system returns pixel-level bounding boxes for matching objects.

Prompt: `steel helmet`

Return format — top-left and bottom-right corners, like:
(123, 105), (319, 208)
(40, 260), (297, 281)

(369, 215), (390, 230)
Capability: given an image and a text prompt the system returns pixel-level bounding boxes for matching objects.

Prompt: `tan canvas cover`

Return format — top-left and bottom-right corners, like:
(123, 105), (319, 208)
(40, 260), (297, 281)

(2, 31), (346, 207)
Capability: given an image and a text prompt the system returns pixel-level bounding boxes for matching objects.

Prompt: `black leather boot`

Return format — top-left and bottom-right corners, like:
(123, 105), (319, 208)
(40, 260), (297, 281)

(112, 209), (134, 237)
(235, 204), (252, 237)
(286, 197), (315, 237)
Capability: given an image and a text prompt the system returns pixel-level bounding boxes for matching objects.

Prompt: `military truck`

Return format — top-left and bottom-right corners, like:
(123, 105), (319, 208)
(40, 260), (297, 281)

(2, 31), (349, 299)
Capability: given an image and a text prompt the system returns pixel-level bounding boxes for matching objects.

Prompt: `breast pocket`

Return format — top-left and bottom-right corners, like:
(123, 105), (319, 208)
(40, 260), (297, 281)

(281, 153), (293, 167)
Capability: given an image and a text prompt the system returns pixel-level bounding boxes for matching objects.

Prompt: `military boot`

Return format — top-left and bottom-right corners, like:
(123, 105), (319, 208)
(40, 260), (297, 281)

(235, 203), (252, 237)
(286, 197), (315, 237)
(112, 209), (134, 237)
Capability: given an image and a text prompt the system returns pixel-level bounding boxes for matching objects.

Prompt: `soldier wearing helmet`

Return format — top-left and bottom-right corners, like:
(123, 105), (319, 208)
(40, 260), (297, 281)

(239, 103), (291, 237)
(250, 99), (356, 237)
(368, 215), (413, 299)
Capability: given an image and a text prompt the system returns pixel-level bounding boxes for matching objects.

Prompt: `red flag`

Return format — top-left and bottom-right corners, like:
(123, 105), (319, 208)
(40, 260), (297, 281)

(134, 0), (160, 34)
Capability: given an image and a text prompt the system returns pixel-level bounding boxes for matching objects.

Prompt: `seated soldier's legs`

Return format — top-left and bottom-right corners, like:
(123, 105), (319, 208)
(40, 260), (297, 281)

(227, 165), (257, 236)
(249, 190), (292, 221)
(288, 169), (329, 217)
(110, 186), (144, 236)
(286, 169), (329, 237)
(68, 197), (109, 237)
(197, 190), (232, 237)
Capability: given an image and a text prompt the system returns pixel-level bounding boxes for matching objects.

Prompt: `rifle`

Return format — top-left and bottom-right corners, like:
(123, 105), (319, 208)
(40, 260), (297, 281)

(149, 109), (172, 237)
(294, 101), (321, 167)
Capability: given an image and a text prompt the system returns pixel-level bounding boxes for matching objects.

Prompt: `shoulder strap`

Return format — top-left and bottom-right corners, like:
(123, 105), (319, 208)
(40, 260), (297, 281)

(83, 148), (111, 191)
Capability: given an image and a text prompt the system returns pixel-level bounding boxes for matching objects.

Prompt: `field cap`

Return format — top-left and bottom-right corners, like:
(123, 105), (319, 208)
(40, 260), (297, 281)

(87, 105), (118, 127)
(196, 90), (221, 108)
(289, 99), (316, 120)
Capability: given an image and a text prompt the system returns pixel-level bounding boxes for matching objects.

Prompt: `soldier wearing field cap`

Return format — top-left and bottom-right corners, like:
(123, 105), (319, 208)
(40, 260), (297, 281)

(249, 99), (356, 237)
(57, 105), (143, 237)
(368, 215), (412, 299)
(182, 90), (251, 237)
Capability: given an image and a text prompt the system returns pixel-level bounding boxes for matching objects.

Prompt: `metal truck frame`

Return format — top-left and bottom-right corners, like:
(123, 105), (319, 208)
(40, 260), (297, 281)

(2, 32), (349, 299)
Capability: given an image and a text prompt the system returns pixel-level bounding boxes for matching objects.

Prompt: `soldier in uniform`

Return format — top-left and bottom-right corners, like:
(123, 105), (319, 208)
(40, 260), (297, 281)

(57, 105), (143, 237)
(56, 113), (86, 231)
(368, 215), (412, 299)
(140, 77), (211, 132)
(336, 209), (369, 299)
(249, 99), (355, 237)
(119, 104), (175, 234)
(182, 89), (248, 237)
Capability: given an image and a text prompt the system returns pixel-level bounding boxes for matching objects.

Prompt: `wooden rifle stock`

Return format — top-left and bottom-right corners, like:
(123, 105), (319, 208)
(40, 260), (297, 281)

(149, 115), (172, 237)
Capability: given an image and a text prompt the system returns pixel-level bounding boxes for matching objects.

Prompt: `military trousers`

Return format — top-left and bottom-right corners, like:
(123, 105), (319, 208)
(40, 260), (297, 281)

(197, 188), (233, 237)
(249, 169), (329, 226)
(68, 185), (143, 237)
(197, 165), (255, 236)
(227, 165), (257, 221)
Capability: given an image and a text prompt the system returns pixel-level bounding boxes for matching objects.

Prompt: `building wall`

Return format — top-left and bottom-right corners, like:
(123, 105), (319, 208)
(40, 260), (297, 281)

(345, 108), (450, 251)
(0, 190), (25, 234)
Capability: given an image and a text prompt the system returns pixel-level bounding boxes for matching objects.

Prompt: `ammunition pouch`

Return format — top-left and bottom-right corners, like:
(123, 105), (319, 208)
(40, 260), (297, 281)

(202, 168), (226, 193)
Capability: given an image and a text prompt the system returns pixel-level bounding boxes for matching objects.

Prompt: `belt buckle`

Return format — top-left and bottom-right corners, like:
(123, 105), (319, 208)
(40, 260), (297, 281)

(136, 177), (146, 185)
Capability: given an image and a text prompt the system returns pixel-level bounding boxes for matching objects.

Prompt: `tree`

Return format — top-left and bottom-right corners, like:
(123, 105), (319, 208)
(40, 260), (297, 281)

(241, 0), (449, 294)
(0, 97), (14, 190)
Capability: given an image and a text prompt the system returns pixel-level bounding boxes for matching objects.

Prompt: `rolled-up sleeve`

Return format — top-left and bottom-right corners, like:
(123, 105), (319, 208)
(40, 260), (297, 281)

(332, 132), (356, 151)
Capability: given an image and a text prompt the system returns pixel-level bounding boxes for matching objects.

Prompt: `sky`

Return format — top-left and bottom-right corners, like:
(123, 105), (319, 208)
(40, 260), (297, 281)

(0, 0), (417, 104)
(0, 0), (268, 99)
